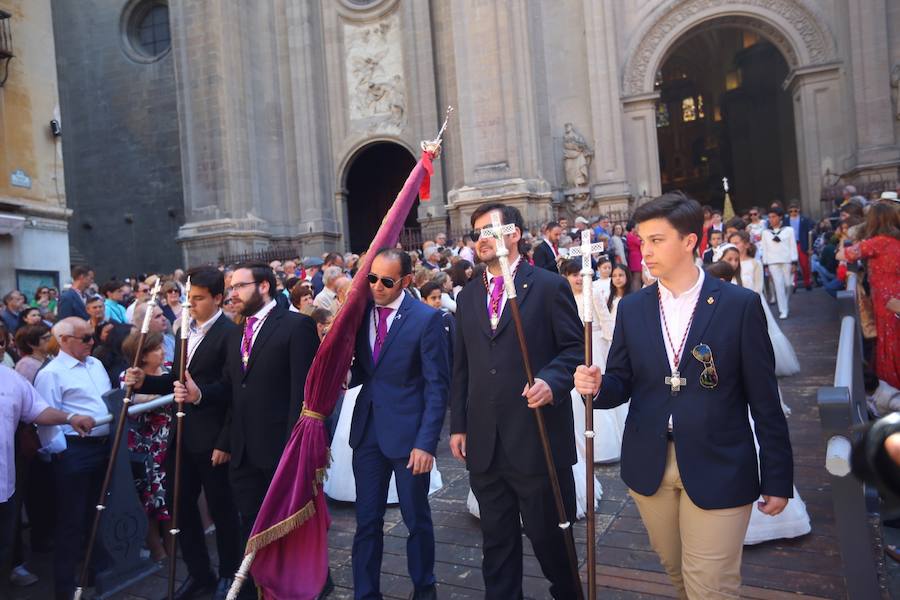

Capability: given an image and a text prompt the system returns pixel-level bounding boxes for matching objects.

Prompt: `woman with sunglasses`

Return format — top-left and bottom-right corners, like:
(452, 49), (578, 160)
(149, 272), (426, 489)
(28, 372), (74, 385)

(705, 256), (811, 546)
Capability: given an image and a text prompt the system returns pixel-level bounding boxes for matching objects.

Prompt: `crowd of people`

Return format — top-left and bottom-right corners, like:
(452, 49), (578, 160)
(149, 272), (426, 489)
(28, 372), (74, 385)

(0, 189), (897, 600)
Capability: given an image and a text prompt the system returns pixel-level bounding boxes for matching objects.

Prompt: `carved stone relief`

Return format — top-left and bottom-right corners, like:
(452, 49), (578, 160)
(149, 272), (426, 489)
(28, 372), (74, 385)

(344, 13), (407, 132)
(563, 123), (594, 188)
(891, 65), (900, 121)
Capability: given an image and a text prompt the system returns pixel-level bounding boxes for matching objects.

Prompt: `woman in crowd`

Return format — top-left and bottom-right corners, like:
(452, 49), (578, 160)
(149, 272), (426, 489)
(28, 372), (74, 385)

(431, 271), (456, 314)
(607, 223), (627, 268)
(838, 202), (900, 390)
(14, 324), (52, 384)
(729, 231), (801, 377)
(448, 259), (473, 297)
(30, 286), (56, 320)
(121, 330), (173, 562)
(290, 283), (314, 314)
(625, 221), (643, 292)
(17, 307), (45, 330)
(705, 256), (811, 545)
(159, 281), (182, 326)
(101, 280), (128, 324)
(93, 322), (133, 388)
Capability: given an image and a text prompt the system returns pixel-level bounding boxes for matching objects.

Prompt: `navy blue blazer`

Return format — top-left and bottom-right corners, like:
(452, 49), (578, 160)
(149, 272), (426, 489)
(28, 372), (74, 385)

(594, 275), (793, 509)
(349, 293), (450, 459)
(57, 288), (89, 320)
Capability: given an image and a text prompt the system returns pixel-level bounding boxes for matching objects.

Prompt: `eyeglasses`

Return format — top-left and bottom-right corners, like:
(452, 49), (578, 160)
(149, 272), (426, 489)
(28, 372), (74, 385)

(691, 343), (718, 389)
(230, 281), (257, 291)
(166, 289), (180, 295)
(749, 212), (758, 217)
(63, 333), (94, 344)
(367, 273), (397, 288)
(138, 287), (151, 293)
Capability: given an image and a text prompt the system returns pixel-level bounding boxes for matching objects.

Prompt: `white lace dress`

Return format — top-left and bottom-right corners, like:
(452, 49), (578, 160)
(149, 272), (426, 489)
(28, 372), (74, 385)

(325, 385), (443, 502)
(740, 259), (801, 377)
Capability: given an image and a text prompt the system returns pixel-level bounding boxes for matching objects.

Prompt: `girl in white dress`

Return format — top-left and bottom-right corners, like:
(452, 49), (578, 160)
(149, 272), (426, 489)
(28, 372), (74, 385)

(325, 385), (443, 502)
(707, 251), (811, 545)
(728, 232), (801, 376)
(591, 257), (612, 305)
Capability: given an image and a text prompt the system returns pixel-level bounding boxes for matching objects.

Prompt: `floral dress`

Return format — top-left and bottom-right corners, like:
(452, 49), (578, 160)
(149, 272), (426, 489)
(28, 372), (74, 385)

(124, 369), (173, 520)
(846, 236), (900, 389)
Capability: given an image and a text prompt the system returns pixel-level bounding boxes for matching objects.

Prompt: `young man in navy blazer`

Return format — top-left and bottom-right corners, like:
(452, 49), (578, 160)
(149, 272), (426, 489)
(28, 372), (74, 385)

(575, 192), (793, 598)
(349, 248), (450, 600)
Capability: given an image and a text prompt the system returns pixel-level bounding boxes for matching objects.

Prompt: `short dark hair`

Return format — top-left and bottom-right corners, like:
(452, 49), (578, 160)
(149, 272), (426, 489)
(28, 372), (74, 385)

(560, 258), (582, 277)
(546, 221), (561, 231)
(470, 202), (527, 255)
(324, 252), (342, 266)
(709, 229), (724, 240)
(15, 323), (50, 356)
(419, 281), (442, 299)
(373, 247), (412, 276)
(768, 206), (785, 217)
(100, 280), (125, 297)
(632, 191), (704, 253)
(85, 295), (104, 305)
(724, 217), (746, 231)
(72, 265), (92, 280)
(233, 261), (277, 296)
(186, 266), (224, 297)
(704, 260), (735, 282)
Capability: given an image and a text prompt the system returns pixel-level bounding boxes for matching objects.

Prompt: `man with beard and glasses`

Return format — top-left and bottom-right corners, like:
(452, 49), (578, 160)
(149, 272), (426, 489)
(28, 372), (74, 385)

(174, 262), (319, 598)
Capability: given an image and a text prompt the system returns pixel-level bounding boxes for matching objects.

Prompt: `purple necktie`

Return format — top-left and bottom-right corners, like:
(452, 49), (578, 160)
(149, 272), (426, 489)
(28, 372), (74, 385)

(241, 316), (258, 372)
(372, 306), (393, 363)
(488, 275), (504, 329)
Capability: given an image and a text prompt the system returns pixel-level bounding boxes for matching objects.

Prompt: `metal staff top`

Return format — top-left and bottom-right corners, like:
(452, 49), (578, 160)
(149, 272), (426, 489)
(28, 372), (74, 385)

(479, 212), (518, 299)
(567, 230), (604, 323)
(180, 277), (192, 341)
(140, 278), (162, 334)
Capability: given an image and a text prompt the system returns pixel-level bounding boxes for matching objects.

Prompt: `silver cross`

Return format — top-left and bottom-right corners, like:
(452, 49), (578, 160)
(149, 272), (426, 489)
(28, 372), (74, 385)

(480, 212), (518, 299)
(665, 369), (687, 394)
(567, 230), (604, 323)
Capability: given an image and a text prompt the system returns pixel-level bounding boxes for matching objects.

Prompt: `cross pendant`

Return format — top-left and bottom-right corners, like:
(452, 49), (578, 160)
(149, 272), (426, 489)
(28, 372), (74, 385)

(665, 370), (686, 394)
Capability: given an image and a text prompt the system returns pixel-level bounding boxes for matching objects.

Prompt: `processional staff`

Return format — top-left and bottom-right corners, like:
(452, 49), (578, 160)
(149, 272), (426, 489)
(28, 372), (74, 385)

(480, 214), (585, 600)
(75, 278), (161, 600)
(567, 229), (605, 600)
(167, 277), (191, 599)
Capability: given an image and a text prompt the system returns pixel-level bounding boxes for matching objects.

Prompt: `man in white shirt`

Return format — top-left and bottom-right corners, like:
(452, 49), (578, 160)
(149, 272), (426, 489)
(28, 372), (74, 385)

(34, 317), (113, 600)
(0, 365), (93, 592)
(312, 266), (347, 316)
(759, 206), (798, 319)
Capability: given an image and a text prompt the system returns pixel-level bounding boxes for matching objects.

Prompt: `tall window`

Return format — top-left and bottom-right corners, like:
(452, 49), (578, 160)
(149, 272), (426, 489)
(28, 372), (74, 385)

(136, 4), (170, 57)
(681, 95), (706, 123)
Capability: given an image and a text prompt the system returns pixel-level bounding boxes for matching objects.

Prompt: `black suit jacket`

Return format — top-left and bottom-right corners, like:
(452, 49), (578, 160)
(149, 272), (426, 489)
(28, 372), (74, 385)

(532, 240), (559, 273)
(594, 275), (793, 509)
(139, 313), (237, 454)
(202, 305), (319, 471)
(450, 262), (583, 475)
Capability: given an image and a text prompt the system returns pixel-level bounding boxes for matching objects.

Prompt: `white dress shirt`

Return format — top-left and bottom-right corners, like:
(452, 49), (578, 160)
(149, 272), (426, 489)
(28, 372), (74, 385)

(484, 257), (522, 319)
(759, 227), (798, 265)
(368, 291), (407, 353)
(187, 309), (223, 367)
(34, 350), (112, 439)
(1, 366), (50, 502)
(313, 287), (339, 315)
(247, 299), (278, 348)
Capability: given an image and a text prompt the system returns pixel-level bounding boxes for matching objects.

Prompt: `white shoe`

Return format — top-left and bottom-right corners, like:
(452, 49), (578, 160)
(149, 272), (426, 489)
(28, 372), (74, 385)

(10, 565), (38, 587)
(779, 312), (788, 320)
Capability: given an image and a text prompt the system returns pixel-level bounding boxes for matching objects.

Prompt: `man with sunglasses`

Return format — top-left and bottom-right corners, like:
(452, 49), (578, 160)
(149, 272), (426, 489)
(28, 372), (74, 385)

(125, 280), (153, 324)
(33, 317), (114, 600)
(450, 203), (583, 599)
(574, 192), (792, 599)
(347, 248), (449, 600)
(787, 203), (815, 291)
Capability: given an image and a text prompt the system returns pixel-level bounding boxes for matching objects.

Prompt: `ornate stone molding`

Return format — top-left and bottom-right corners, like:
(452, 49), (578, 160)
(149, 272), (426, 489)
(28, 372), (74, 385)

(622, 0), (837, 96)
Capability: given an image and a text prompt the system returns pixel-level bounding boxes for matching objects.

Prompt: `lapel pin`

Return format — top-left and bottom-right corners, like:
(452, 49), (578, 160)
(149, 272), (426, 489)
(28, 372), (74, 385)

(707, 296), (714, 304)
(523, 283), (528, 289)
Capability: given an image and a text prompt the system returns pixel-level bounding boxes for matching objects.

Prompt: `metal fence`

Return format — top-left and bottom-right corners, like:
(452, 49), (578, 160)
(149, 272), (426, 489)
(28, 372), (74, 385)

(817, 287), (888, 599)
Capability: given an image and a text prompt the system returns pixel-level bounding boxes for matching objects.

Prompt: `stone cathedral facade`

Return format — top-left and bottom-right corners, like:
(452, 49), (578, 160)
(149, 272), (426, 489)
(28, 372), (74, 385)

(53, 0), (900, 274)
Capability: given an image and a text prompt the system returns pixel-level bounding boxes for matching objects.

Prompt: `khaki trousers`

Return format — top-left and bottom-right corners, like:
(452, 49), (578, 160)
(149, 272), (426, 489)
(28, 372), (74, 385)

(630, 442), (752, 599)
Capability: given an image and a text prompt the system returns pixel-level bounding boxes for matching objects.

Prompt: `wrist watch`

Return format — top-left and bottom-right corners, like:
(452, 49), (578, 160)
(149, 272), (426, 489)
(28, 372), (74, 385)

(65, 412), (75, 423)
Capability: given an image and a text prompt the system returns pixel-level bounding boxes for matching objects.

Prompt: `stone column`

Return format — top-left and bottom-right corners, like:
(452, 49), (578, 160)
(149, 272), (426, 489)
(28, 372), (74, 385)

(445, 0), (553, 229)
(583, 0), (630, 207)
(847, 0), (899, 166)
(621, 93), (662, 205)
(788, 65), (845, 217)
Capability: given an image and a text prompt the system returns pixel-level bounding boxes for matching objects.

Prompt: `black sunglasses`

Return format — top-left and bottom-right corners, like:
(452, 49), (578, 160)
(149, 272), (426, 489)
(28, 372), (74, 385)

(367, 273), (397, 288)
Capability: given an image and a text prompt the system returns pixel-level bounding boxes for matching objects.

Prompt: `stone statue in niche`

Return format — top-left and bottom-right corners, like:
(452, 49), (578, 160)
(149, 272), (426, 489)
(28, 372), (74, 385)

(891, 65), (900, 121)
(563, 122), (593, 187)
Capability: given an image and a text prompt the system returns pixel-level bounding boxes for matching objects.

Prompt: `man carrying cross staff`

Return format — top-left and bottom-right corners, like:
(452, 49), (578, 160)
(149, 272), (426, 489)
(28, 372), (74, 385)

(450, 202), (584, 599)
(575, 192), (793, 599)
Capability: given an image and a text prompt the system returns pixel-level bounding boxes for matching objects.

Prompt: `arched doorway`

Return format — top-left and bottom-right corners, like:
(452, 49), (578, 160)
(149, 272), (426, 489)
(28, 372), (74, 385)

(655, 27), (800, 211)
(344, 142), (419, 253)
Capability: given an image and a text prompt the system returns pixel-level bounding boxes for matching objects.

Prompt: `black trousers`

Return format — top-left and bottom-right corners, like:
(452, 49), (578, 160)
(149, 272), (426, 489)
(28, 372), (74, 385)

(169, 450), (241, 579)
(229, 461), (277, 600)
(0, 491), (17, 584)
(52, 438), (109, 600)
(469, 443), (577, 600)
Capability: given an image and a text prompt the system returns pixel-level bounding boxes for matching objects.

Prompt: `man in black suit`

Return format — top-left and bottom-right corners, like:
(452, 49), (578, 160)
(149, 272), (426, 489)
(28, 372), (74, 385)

(450, 203), (583, 599)
(175, 262), (320, 598)
(532, 221), (563, 273)
(125, 267), (241, 600)
(575, 192), (793, 598)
